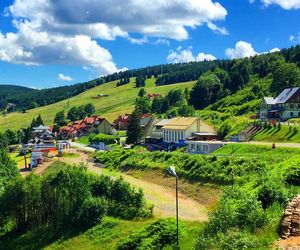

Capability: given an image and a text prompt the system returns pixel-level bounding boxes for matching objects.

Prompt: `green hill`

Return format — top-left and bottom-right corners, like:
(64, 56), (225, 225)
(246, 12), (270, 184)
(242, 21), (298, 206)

(0, 78), (195, 131)
(0, 85), (36, 97)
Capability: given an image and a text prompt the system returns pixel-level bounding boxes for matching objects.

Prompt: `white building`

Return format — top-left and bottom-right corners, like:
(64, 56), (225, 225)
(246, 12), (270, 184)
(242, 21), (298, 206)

(162, 117), (217, 143)
(260, 87), (300, 121)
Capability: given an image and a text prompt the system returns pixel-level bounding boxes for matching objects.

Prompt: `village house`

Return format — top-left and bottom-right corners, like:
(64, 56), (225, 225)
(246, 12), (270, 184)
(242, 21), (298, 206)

(147, 93), (161, 100)
(260, 87), (300, 121)
(113, 114), (130, 130)
(60, 116), (114, 139)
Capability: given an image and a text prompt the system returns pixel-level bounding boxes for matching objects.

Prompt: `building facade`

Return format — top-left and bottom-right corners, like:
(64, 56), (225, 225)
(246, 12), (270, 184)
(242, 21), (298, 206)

(260, 87), (300, 121)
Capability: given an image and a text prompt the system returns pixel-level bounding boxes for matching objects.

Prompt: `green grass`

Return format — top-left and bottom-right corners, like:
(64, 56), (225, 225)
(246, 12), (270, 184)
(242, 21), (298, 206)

(252, 125), (300, 142)
(0, 78), (196, 131)
(76, 136), (90, 146)
(46, 218), (203, 250)
(1, 216), (204, 250)
(10, 152), (28, 169)
(62, 152), (80, 158)
(213, 143), (300, 161)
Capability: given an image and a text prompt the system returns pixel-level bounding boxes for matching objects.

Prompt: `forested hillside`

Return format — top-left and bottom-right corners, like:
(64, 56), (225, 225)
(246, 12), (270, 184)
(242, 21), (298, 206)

(1, 45), (299, 113)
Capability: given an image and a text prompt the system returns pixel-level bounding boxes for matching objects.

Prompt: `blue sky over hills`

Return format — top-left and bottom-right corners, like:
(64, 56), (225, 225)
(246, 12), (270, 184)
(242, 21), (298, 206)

(0, 0), (299, 89)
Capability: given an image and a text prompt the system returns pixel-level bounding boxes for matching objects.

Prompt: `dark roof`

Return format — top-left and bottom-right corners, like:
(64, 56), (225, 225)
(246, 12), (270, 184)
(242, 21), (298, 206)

(264, 87), (300, 105)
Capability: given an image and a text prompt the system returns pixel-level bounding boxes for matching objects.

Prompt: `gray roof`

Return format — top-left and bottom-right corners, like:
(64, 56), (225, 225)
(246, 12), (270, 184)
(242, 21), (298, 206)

(264, 88), (300, 104)
(263, 97), (277, 105)
(33, 125), (49, 130)
(140, 117), (152, 127)
(276, 87), (299, 103)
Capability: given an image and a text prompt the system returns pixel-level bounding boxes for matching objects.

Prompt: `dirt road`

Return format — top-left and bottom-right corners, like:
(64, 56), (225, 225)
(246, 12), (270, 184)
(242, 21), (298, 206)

(22, 149), (208, 222)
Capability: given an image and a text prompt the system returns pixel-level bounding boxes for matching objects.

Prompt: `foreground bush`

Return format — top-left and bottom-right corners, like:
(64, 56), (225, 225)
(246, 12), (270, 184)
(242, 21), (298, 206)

(0, 163), (151, 233)
(117, 218), (185, 250)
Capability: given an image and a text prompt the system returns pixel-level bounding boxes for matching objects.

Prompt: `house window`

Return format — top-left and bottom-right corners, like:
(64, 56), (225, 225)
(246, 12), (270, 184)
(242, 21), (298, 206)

(197, 144), (201, 152)
(290, 104), (294, 109)
(298, 112), (300, 117)
(290, 112), (294, 117)
(191, 144), (195, 152)
(203, 145), (209, 153)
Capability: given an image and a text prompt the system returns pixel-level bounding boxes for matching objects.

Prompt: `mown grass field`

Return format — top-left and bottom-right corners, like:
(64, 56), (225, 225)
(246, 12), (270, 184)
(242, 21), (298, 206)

(252, 125), (300, 142)
(0, 78), (196, 131)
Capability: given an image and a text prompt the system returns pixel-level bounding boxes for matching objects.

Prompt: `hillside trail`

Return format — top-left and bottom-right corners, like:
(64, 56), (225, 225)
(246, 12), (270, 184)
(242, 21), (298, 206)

(23, 149), (208, 222)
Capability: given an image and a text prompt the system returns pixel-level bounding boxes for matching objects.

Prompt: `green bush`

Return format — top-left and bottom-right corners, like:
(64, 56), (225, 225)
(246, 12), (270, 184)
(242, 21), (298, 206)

(285, 165), (300, 186)
(89, 133), (119, 145)
(205, 188), (267, 235)
(196, 230), (260, 250)
(117, 218), (185, 250)
(76, 197), (108, 229)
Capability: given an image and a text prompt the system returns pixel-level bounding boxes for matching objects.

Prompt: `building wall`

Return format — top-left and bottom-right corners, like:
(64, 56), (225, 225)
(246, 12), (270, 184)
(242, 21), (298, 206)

(95, 120), (113, 134)
(162, 119), (216, 143)
(187, 141), (224, 154)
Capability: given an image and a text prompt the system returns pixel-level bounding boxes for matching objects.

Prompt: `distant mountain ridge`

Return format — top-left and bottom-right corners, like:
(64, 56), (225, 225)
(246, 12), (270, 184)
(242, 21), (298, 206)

(0, 85), (36, 97)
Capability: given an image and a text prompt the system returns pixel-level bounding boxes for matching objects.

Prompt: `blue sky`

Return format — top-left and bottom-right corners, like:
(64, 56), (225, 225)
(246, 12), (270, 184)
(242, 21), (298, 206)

(0, 0), (299, 89)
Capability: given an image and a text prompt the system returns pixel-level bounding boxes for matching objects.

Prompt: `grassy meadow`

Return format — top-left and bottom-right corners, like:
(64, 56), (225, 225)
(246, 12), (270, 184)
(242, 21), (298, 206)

(0, 78), (196, 131)
(252, 125), (300, 142)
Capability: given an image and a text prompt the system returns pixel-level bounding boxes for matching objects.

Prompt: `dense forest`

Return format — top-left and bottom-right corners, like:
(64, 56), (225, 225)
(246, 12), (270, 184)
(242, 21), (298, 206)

(1, 45), (299, 113)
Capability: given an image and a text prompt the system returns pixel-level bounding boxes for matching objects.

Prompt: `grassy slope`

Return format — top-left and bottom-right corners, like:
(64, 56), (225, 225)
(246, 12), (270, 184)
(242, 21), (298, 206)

(44, 218), (203, 250)
(252, 125), (300, 143)
(0, 78), (195, 131)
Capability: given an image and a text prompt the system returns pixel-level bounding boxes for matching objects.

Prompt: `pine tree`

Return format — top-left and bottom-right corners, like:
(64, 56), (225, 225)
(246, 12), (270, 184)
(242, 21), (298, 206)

(36, 114), (44, 126)
(126, 111), (142, 144)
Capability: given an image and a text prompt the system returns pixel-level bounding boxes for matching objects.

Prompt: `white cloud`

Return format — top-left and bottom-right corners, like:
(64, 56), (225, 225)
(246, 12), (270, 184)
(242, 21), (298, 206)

(270, 47), (280, 53)
(167, 48), (216, 63)
(252, 0), (300, 9)
(196, 52), (216, 61)
(289, 33), (300, 42)
(290, 35), (296, 41)
(154, 39), (170, 46)
(226, 41), (282, 59)
(128, 37), (148, 45)
(0, 0), (228, 74)
(58, 73), (73, 81)
(207, 22), (229, 35)
(226, 41), (258, 59)
(0, 23), (119, 75)
(8, 0), (228, 41)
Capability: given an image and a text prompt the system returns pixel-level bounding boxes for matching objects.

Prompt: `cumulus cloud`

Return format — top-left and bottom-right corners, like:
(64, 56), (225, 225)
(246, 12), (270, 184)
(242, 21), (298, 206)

(58, 73), (73, 81)
(0, 0), (228, 74)
(226, 41), (281, 59)
(251, 0), (300, 9)
(167, 48), (216, 63)
(226, 41), (258, 59)
(270, 47), (280, 53)
(7, 0), (228, 40)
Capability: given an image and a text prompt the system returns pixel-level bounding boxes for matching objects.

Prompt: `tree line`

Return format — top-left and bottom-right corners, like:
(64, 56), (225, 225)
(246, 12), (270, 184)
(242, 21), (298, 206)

(2, 45), (299, 113)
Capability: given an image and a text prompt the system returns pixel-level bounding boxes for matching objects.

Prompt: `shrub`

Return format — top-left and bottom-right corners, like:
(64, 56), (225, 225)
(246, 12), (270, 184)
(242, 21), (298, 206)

(89, 134), (119, 145)
(286, 165), (300, 186)
(76, 197), (108, 229)
(257, 179), (289, 209)
(196, 230), (260, 250)
(117, 218), (185, 250)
